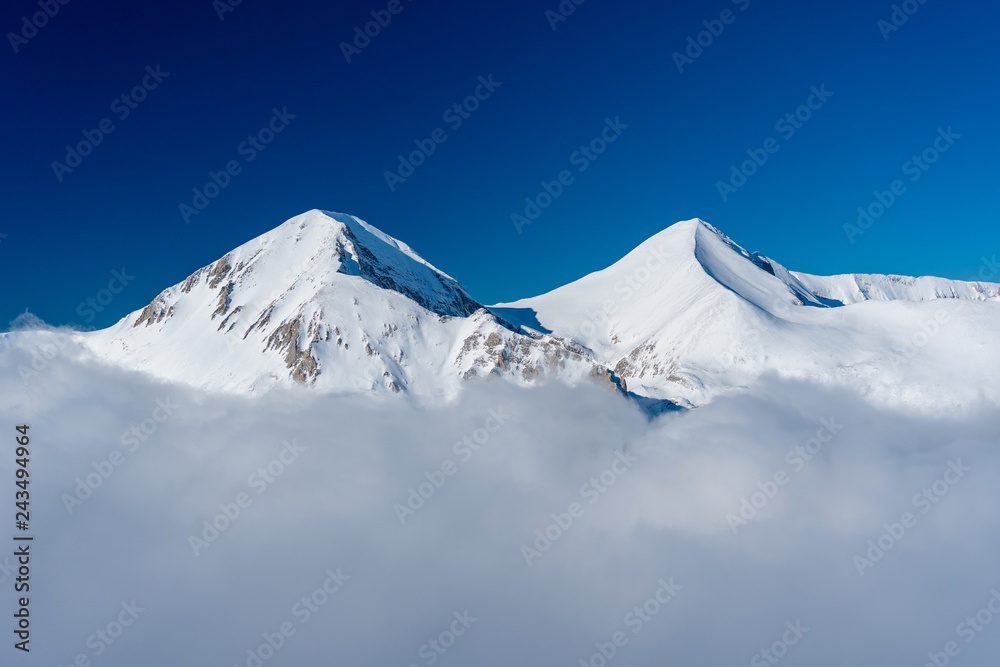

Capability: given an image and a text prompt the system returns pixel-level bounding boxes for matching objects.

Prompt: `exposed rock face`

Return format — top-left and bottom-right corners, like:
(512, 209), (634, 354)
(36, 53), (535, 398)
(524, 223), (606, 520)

(218, 306), (242, 332)
(453, 309), (610, 390)
(133, 295), (173, 328)
(212, 282), (234, 319)
(208, 257), (231, 289)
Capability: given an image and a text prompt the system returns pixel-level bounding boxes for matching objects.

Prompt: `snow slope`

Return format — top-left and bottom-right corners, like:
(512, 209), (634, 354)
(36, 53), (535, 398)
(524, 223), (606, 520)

(498, 219), (1000, 414)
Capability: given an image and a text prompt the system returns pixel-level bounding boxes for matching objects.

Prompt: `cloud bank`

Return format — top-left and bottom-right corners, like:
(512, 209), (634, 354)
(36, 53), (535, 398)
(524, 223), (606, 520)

(1, 329), (999, 666)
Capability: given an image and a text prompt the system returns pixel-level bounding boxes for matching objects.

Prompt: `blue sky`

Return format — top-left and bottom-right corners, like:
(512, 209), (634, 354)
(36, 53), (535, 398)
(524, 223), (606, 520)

(2, 0), (998, 329)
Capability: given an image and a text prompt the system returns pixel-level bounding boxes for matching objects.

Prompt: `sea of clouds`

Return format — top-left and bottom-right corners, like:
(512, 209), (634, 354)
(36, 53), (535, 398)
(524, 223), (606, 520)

(1, 325), (999, 667)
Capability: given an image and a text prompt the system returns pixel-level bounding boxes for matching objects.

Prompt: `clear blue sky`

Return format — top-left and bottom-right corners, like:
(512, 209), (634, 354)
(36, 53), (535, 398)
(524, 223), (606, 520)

(2, 0), (998, 329)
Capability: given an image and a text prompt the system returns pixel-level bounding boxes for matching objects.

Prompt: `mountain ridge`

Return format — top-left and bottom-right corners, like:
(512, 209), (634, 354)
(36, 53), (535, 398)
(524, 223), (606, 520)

(62, 209), (1000, 414)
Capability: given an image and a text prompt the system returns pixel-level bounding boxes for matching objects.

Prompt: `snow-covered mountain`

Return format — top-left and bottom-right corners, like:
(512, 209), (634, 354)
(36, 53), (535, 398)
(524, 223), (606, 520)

(497, 219), (1000, 413)
(78, 210), (610, 399)
(75, 210), (1000, 413)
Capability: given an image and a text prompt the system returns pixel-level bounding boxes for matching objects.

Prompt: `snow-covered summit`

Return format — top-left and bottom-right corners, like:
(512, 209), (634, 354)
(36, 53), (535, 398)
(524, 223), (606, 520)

(499, 218), (1000, 413)
(79, 210), (609, 398)
(192, 209), (481, 319)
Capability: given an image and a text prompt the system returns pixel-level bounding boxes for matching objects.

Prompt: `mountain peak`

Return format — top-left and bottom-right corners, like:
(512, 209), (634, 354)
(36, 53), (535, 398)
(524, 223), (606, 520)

(81, 210), (612, 398)
(283, 209), (455, 279)
(195, 209), (481, 320)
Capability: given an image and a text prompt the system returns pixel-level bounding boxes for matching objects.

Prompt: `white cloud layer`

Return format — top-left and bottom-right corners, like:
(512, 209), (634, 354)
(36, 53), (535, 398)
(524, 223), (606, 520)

(1, 328), (999, 666)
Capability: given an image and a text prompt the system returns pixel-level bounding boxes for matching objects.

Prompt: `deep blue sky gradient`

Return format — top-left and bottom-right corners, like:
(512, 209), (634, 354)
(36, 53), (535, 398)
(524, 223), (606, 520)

(2, 0), (998, 329)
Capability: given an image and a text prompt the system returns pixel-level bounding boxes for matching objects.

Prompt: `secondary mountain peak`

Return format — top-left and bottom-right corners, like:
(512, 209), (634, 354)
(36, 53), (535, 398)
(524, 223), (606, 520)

(500, 216), (1000, 412)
